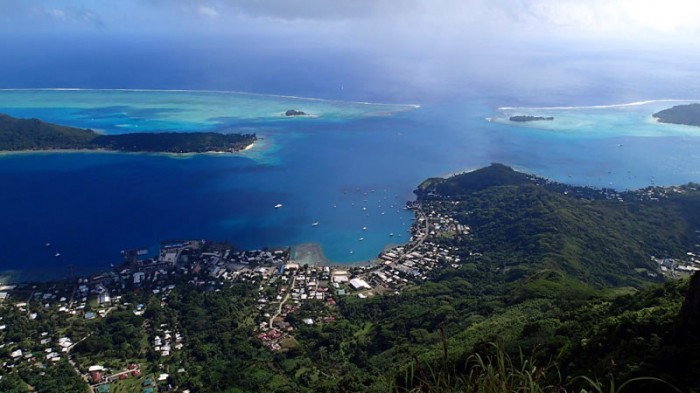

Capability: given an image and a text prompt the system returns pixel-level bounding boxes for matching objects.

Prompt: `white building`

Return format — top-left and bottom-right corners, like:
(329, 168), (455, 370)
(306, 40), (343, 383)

(349, 278), (371, 290)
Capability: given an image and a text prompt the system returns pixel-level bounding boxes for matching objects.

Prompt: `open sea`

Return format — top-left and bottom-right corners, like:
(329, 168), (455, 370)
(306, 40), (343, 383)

(2, 89), (700, 282)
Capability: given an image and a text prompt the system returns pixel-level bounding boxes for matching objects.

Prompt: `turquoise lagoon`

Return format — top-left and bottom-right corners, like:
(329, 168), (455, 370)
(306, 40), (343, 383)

(2, 90), (700, 281)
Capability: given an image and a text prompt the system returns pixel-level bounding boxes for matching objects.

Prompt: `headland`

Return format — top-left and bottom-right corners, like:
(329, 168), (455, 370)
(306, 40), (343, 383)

(0, 113), (256, 154)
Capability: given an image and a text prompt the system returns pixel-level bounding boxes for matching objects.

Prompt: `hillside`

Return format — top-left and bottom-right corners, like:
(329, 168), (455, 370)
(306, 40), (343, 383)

(653, 103), (700, 126)
(0, 113), (97, 150)
(417, 164), (700, 288)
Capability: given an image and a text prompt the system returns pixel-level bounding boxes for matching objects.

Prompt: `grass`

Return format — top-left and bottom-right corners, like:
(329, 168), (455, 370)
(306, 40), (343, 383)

(392, 337), (678, 393)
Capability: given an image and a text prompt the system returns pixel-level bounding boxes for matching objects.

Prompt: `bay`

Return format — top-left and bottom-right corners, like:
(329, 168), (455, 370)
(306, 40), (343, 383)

(1, 89), (700, 282)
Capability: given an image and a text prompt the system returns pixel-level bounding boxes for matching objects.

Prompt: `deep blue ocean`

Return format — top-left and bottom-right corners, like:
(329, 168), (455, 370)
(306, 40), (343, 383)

(2, 87), (700, 282)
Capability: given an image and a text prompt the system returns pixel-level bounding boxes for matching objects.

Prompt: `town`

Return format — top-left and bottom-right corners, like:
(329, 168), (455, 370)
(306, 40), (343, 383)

(0, 201), (471, 392)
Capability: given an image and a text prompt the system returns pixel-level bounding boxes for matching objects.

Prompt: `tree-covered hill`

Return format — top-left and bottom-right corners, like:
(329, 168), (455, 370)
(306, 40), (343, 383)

(416, 163), (698, 288)
(0, 113), (97, 150)
(653, 103), (700, 126)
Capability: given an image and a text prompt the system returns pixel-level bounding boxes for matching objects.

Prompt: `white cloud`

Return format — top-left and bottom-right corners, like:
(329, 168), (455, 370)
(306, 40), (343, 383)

(197, 5), (219, 18)
(522, 0), (700, 35)
(29, 5), (104, 27)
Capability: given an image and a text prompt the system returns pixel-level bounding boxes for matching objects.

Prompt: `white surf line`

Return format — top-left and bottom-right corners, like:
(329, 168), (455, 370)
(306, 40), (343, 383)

(498, 98), (700, 111)
(0, 88), (421, 109)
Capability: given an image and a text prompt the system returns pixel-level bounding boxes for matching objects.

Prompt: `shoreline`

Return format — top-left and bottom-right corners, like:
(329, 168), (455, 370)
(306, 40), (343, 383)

(0, 140), (258, 159)
(1, 239), (395, 285)
(0, 270), (32, 285)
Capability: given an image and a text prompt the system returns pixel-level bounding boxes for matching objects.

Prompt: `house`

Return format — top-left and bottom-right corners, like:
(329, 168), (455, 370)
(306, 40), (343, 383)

(133, 272), (146, 284)
(98, 290), (111, 305)
(349, 278), (371, 290)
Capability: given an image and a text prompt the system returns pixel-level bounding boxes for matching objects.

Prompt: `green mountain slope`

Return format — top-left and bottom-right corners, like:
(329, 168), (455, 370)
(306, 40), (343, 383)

(653, 103), (700, 126)
(0, 113), (97, 150)
(416, 164), (698, 288)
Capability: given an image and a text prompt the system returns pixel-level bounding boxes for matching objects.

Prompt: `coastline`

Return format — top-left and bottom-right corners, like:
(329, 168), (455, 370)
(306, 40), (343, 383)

(0, 241), (387, 285)
(0, 270), (26, 285)
(0, 140), (259, 159)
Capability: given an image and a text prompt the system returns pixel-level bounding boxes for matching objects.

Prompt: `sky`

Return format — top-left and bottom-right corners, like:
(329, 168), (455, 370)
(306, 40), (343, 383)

(2, 0), (700, 103)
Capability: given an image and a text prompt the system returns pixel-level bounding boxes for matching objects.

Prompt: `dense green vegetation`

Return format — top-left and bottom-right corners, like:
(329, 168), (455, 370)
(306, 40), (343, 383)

(0, 113), (96, 150)
(509, 115), (554, 122)
(92, 132), (255, 153)
(417, 163), (698, 287)
(653, 103), (700, 126)
(0, 113), (255, 153)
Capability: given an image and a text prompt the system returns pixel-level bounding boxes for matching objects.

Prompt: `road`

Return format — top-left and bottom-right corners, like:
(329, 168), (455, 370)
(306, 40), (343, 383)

(395, 204), (430, 264)
(269, 275), (296, 328)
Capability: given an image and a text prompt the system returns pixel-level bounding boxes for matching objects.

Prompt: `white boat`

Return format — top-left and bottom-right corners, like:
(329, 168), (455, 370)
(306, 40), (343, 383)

(54, 253), (61, 257)
(312, 220), (319, 227)
(359, 237), (364, 241)
(362, 226), (367, 231)
(274, 204), (283, 209)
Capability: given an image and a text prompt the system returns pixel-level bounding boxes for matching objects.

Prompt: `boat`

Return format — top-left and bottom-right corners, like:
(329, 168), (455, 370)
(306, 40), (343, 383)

(54, 253), (61, 257)
(389, 233), (394, 237)
(274, 204), (283, 209)
(312, 220), (319, 227)
(362, 226), (367, 231)
(359, 237), (364, 241)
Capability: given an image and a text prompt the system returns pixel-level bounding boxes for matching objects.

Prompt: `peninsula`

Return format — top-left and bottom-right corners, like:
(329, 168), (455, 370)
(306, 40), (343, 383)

(653, 103), (700, 126)
(0, 113), (256, 153)
(509, 115), (554, 122)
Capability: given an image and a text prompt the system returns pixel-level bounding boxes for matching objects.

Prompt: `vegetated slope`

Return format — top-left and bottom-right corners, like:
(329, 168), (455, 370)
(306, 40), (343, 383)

(416, 163), (696, 288)
(0, 113), (97, 150)
(653, 103), (700, 126)
(92, 132), (255, 153)
(0, 113), (256, 153)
